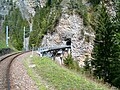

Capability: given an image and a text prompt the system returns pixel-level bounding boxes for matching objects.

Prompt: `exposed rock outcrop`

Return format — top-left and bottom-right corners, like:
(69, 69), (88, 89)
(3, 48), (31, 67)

(16, 0), (46, 32)
(41, 0), (95, 67)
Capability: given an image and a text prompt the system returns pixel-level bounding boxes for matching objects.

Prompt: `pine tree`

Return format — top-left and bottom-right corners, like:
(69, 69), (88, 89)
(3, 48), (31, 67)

(109, 0), (120, 87)
(89, 3), (120, 88)
(29, 0), (62, 47)
(3, 8), (28, 50)
(91, 4), (112, 81)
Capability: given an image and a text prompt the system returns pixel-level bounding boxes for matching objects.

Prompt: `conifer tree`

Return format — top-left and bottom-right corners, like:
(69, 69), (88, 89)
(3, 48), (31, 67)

(91, 4), (112, 81)
(110, 0), (120, 87)
(89, 2), (120, 88)
(29, 0), (62, 47)
(3, 8), (28, 50)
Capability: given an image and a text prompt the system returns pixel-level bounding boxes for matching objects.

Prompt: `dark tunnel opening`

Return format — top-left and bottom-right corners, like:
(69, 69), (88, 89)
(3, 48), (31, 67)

(66, 38), (71, 45)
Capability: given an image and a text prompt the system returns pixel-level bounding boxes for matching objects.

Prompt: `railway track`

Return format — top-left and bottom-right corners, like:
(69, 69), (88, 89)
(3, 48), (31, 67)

(0, 51), (29, 90)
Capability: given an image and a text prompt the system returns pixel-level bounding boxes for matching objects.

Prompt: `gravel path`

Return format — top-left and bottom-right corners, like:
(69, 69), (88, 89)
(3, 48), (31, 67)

(10, 52), (38, 90)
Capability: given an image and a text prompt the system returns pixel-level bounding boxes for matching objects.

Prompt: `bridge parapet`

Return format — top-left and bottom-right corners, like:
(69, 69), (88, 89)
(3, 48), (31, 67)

(37, 45), (71, 65)
(38, 45), (71, 53)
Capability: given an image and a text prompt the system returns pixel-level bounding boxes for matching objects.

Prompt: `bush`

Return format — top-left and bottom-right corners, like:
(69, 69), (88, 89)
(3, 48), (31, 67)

(63, 54), (80, 71)
(63, 54), (73, 68)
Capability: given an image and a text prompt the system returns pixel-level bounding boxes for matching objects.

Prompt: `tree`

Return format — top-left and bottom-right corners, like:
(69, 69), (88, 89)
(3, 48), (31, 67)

(3, 8), (28, 50)
(88, 3), (120, 88)
(29, 0), (62, 47)
(110, 0), (120, 87)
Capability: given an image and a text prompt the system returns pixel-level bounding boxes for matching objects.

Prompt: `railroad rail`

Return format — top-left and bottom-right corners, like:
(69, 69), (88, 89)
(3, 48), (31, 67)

(0, 51), (30, 90)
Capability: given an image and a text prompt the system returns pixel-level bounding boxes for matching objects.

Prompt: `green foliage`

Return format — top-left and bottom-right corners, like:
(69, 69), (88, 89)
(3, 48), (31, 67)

(68, 0), (88, 25)
(63, 54), (80, 71)
(88, 0), (101, 6)
(85, 2), (120, 88)
(30, 56), (111, 90)
(29, 0), (62, 47)
(73, 60), (81, 71)
(24, 59), (47, 90)
(2, 8), (29, 50)
(110, 0), (120, 87)
(63, 54), (73, 68)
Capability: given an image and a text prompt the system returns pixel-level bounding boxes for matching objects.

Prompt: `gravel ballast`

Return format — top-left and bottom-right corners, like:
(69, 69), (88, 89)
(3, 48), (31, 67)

(10, 52), (38, 90)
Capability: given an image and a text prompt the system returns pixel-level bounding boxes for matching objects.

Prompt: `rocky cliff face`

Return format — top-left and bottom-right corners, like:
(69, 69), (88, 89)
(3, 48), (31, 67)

(41, 0), (95, 67)
(0, 0), (11, 25)
(16, 0), (46, 16)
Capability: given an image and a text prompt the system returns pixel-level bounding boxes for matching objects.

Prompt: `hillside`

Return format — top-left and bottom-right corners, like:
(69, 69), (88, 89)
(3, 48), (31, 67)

(24, 56), (115, 90)
(0, 0), (13, 49)
(0, 0), (120, 89)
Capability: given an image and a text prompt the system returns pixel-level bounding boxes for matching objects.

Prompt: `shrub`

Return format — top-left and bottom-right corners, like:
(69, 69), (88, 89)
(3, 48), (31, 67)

(63, 54), (80, 71)
(63, 54), (74, 68)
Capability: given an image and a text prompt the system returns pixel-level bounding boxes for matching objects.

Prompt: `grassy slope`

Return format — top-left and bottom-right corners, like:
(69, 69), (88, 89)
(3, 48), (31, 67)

(25, 56), (113, 90)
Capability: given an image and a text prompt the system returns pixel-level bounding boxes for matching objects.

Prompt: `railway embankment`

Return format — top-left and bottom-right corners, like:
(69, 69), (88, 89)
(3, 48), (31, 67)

(0, 51), (116, 90)
(10, 52), (39, 90)
(0, 48), (13, 56)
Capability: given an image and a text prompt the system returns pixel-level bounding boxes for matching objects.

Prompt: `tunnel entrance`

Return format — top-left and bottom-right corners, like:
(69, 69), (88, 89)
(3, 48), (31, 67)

(65, 38), (71, 45)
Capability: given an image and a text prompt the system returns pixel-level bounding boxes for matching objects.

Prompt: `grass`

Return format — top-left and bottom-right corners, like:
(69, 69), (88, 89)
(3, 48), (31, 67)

(23, 58), (47, 90)
(27, 56), (113, 90)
